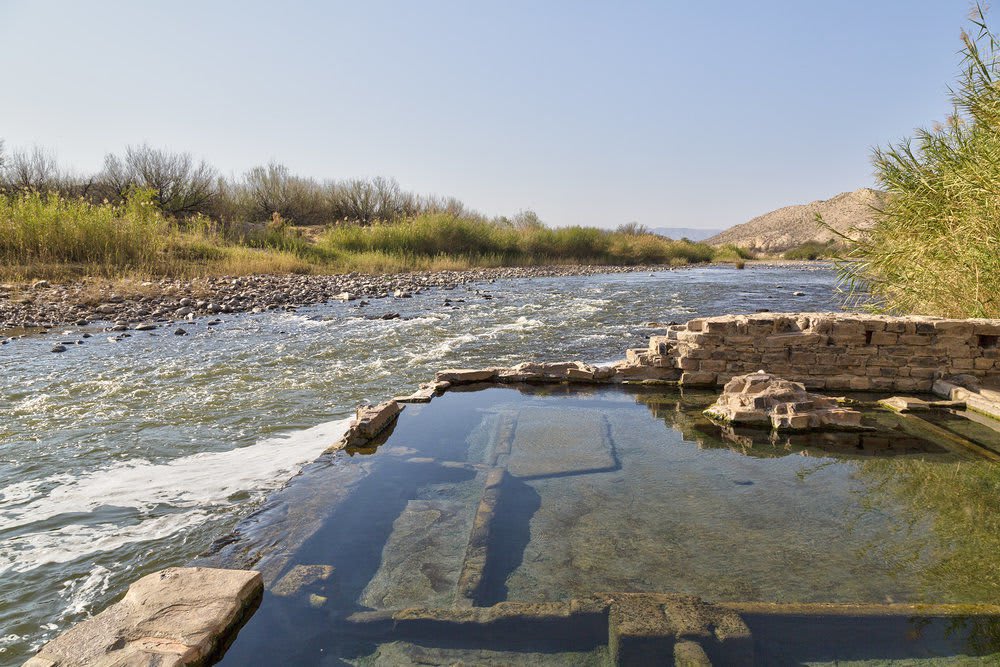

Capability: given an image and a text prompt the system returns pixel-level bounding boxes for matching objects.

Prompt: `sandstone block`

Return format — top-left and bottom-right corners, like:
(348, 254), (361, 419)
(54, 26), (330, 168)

(679, 371), (717, 387)
(436, 368), (498, 383)
(849, 376), (872, 390)
(26, 567), (262, 667)
(898, 334), (932, 346)
(700, 359), (727, 372)
(870, 331), (898, 346)
(933, 321), (975, 335)
(355, 400), (403, 439)
(674, 357), (707, 371)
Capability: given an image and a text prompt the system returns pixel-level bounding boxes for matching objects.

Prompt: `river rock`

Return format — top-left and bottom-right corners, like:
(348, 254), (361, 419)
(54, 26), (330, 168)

(354, 400), (403, 439)
(24, 567), (263, 667)
(436, 368), (499, 384)
(704, 371), (862, 430)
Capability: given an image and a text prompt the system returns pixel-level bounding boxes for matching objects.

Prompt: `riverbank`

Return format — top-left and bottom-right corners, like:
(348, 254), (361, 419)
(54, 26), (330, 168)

(0, 265), (663, 333)
(0, 261), (831, 334)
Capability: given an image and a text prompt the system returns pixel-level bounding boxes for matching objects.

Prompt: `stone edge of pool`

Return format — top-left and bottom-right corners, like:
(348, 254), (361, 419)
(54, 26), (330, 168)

(24, 311), (1000, 667)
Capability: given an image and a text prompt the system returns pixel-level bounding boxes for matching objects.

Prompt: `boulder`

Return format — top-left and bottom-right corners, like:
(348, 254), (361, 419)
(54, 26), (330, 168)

(25, 567), (262, 667)
(328, 400), (404, 451)
(704, 371), (863, 430)
(355, 400), (403, 439)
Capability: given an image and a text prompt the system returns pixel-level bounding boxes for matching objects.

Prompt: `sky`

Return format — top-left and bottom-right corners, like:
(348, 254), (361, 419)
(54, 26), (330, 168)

(0, 0), (979, 229)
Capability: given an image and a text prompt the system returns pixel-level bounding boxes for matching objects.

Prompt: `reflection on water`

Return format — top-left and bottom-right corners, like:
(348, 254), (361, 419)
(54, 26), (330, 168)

(217, 384), (1000, 665)
(0, 266), (843, 662)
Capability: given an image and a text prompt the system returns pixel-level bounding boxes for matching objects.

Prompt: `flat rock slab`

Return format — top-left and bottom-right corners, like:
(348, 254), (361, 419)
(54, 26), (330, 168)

(507, 407), (616, 479)
(26, 567), (262, 667)
(361, 499), (474, 609)
(355, 641), (608, 666)
(271, 564), (335, 598)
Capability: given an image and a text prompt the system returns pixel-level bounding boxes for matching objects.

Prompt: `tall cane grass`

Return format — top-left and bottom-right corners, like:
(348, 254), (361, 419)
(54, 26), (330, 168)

(838, 4), (1000, 317)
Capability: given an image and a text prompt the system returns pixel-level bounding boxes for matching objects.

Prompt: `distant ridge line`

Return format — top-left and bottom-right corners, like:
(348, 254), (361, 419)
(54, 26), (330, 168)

(705, 188), (886, 253)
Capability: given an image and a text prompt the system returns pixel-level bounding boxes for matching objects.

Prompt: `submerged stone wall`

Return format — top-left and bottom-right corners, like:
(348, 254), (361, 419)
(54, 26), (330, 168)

(634, 313), (1000, 392)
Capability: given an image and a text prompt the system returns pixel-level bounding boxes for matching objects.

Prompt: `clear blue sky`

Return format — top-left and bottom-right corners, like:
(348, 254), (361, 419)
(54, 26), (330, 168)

(0, 1), (975, 229)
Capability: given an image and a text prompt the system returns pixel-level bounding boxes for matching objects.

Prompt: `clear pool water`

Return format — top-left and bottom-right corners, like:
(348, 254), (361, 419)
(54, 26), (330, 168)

(214, 384), (1000, 665)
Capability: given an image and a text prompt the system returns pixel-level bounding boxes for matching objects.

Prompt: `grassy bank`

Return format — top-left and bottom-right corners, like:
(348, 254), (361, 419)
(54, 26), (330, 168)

(838, 7), (1000, 317)
(0, 190), (719, 280)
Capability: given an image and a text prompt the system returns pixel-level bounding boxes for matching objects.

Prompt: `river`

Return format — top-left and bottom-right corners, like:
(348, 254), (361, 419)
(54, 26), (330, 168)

(0, 265), (840, 665)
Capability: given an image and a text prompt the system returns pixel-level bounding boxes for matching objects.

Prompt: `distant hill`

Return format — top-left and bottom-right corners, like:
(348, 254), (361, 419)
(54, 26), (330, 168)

(650, 227), (723, 242)
(706, 188), (886, 253)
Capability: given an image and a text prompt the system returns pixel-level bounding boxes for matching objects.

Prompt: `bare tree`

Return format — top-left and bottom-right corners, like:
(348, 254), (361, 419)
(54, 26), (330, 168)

(101, 144), (218, 215)
(2, 145), (62, 191)
(616, 221), (651, 235)
(234, 162), (331, 225)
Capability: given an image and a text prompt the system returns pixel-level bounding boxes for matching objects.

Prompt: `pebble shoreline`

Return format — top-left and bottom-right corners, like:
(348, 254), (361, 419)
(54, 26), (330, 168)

(0, 264), (683, 336)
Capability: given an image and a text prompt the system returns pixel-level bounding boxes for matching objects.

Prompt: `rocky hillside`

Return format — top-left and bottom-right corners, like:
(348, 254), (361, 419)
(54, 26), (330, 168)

(706, 188), (886, 253)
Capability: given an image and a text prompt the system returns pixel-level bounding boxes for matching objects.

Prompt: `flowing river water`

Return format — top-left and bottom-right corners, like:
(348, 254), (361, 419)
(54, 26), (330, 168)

(0, 265), (841, 665)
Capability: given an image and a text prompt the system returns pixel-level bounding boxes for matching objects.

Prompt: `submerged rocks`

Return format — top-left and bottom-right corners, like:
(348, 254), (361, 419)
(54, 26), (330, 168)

(704, 372), (863, 430)
(25, 567), (262, 667)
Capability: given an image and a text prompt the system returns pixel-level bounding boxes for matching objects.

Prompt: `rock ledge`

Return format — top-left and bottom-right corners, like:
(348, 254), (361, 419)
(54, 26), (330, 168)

(25, 567), (262, 667)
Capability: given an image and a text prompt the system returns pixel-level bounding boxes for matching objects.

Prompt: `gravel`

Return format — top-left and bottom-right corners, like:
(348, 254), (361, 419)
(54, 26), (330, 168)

(0, 265), (682, 333)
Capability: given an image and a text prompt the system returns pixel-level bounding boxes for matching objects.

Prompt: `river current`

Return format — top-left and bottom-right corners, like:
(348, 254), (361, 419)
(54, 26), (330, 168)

(0, 265), (840, 664)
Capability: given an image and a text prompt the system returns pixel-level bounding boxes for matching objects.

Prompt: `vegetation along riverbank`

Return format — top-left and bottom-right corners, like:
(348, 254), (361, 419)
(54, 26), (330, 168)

(837, 6), (1000, 318)
(0, 149), (726, 282)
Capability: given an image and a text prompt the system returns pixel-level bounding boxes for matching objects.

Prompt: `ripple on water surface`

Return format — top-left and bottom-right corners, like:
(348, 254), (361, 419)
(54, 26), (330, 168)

(0, 265), (840, 663)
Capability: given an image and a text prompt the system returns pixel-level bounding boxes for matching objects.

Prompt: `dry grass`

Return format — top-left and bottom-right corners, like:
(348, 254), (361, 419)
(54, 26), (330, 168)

(0, 192), (725, 281)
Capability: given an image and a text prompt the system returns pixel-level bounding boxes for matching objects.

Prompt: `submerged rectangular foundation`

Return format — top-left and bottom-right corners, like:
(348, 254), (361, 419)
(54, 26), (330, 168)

(213, 384), (1000, 665)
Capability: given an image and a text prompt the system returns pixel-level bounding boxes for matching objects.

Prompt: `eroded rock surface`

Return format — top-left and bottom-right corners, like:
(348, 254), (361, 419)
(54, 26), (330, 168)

(328, 400), (403, 451)
(704, 372), (862, 430)
(25, 567), (262, 667)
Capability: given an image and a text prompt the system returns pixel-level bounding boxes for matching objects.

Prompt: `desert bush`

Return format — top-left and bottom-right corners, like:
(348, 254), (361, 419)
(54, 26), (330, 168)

(101, 145), (218, 216)
(0, 146), (96, 199)
(783, 240), (839, 260)
(319, 214), (715, 266)
(713, 243), (756, 262)
(616, 221), (652, 236)
(225, 163), (332, 226)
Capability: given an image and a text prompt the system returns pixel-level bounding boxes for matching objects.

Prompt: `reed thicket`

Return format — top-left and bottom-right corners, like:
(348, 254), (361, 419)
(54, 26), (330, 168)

(0, 189), (718, 279)
(839, 5), (1000, 317)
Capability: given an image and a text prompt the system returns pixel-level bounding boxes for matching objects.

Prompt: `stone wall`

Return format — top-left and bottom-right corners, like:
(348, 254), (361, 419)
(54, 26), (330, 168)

(631, 313), (1000, 392)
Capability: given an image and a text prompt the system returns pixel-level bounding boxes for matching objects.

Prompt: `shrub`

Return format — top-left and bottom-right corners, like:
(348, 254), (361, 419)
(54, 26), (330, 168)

(783, 240), (839, 261)
(101, 145), (218, 216)
(713, 244), (755, 262)
(0, 189), (170, 270)
(839, 5), (1000, 317)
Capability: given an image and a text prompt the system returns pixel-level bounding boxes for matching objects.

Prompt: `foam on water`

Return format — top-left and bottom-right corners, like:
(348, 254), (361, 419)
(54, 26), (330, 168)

(60, 564), (113, 617)
(0, 266), (845, 664)
(0, 418), (350, 574)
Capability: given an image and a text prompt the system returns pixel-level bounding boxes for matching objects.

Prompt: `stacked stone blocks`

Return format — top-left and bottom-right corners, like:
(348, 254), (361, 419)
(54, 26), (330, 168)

(645, 313), (1000, 391)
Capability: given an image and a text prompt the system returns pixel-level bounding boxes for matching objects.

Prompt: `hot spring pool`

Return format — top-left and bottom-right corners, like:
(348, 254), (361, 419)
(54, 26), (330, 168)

(210, 384), (1000, 665)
